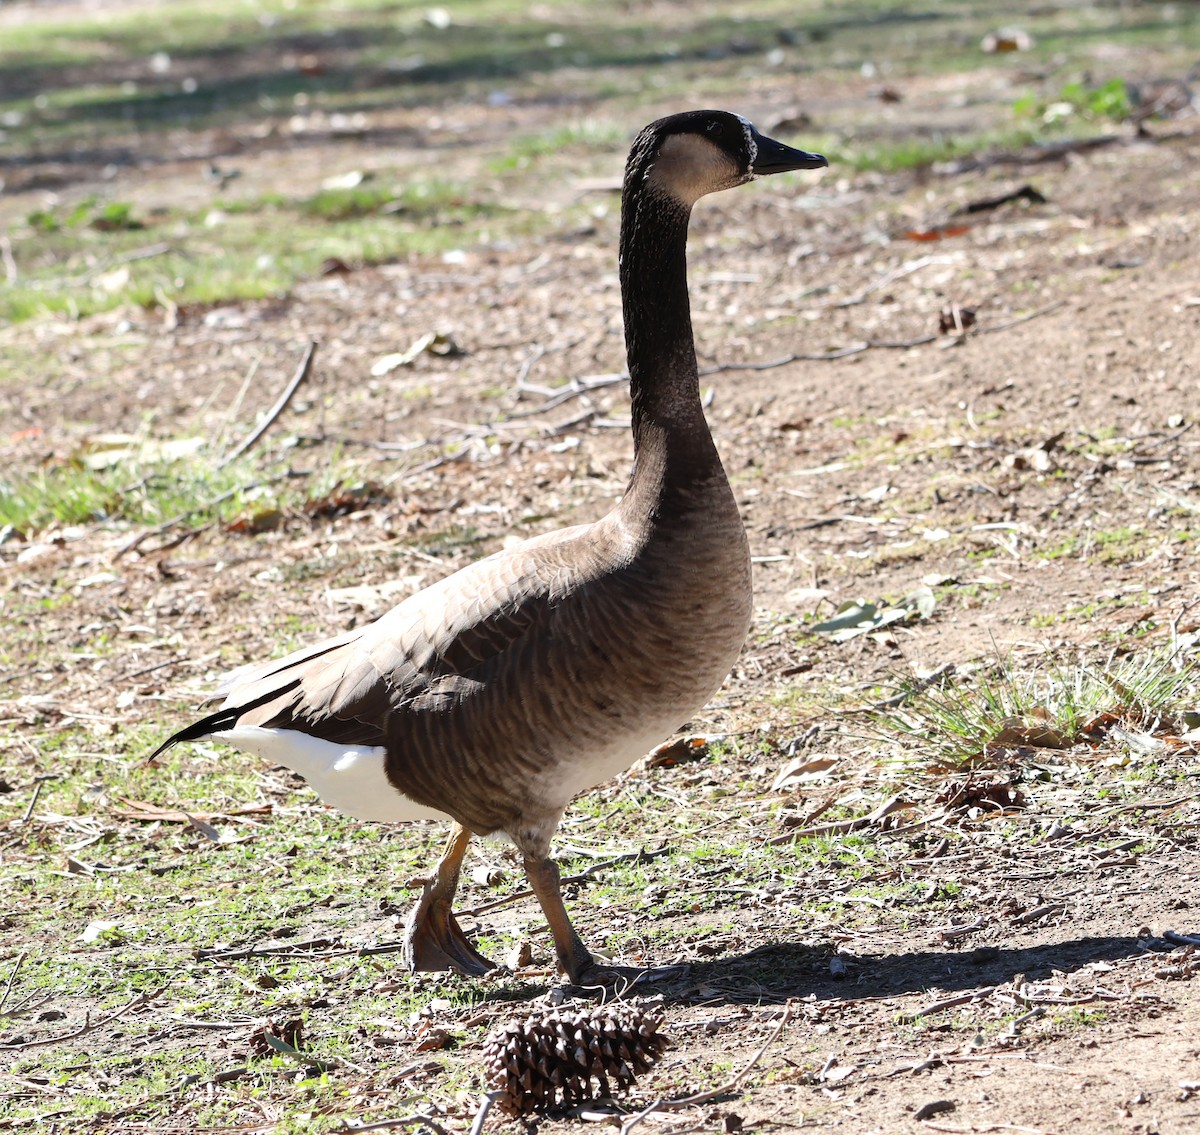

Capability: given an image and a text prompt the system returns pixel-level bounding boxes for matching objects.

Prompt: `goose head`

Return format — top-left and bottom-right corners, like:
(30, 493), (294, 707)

(630, 109), (827, 208)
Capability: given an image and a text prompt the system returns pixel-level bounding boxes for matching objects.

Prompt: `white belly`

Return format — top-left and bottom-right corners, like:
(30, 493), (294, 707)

(212, 727), (449, 823)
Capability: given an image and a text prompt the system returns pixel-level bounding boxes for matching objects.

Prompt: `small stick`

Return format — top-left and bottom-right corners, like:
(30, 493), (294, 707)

(1010, 902), (1066, 926)
(937, 917), (987, 942)
(196, 937), (335, 961)
(1007, 1006), (1045, 1033)
(467, 1091), (502, 1135)
(619, 1004), (792, 1135)
(0, 985), (167, 1051)
(342, 1117), (448, 1135)
(21, 779), (51, 824)
(112, 483), (255, 560)
(978, 299), (1067, 334)
(900, 988), (994, 1023)
(512, 344), (546, 393)
(214, 353), (262, 450)
(0, 952), (26, 1015)
(768, 794), (912, 845)
(218, 340), (318, 468)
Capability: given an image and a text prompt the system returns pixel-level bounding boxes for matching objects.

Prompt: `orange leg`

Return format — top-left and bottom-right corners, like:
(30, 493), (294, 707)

(523, 853), (597, 984)
(403, 822), (495, 977)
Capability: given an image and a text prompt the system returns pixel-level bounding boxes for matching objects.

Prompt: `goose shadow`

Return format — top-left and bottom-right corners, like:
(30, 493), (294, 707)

(482, 933), (1158, 1007)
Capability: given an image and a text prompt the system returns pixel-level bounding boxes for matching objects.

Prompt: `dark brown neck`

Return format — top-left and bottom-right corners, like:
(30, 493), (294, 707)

(619, 184), (720, 506)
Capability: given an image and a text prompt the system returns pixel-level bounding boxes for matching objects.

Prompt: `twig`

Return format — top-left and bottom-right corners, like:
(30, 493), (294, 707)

(112, 482), (259, 560)
(342, 1117), (448, 1135)
(81, 242), (177, 283)
(1009, 902), (1067, 926)
(978, 299), (1067, 334)
(196, 937), (335, 962)
(708, 335), (942, 372)
(214, 353), (262, 450)
(506, 371), (629, 418)
(1106, 793), (1200, 814)
(899, 988), (994, 1024)
(0, 953), (26, 1015)
(21, 780), (45, 824)
(468, 1091), (502, 1135)
(619, 1003), (791, 1135)
(1140, 419), (1195, 451)
(218, 339), (318, 468)
(512, 344), (546, 393)
(921, 1125), (1050, 1135)
(936, 917), (987, 942)
(952, 184), (1047, 215)
(767, 794), (912, 845)
(0, 985), (166, 1050)
(851, 663), (956, 712)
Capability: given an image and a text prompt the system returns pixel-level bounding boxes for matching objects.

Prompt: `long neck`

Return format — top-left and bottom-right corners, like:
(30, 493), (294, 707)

(619, 184), (719, 498)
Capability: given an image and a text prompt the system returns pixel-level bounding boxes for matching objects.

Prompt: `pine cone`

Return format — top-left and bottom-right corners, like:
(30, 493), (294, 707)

(482, 1004), (668, 1116)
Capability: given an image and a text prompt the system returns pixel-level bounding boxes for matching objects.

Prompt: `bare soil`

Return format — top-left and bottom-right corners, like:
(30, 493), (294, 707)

(2, 7), (1200, 1134)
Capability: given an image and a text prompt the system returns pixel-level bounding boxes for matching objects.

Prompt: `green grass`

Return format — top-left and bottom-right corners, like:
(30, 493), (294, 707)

(0, 453), (277, 537)
(5, 0), (1199, 318)
(488, 119), (629, 173)
(870, 646), (1199, 768)
(0, 178), (509, 323)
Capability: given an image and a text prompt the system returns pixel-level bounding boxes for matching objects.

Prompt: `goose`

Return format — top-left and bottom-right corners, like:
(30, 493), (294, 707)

(152, 110), (826, 984)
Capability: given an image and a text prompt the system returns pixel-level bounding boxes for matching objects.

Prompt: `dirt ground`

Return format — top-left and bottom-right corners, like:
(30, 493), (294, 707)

(3, 4), (1200, 1133)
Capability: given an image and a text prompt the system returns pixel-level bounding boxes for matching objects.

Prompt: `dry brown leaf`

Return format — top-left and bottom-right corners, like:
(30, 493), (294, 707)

(990, 716), (1074, 749)
(645, 735), (709, 768)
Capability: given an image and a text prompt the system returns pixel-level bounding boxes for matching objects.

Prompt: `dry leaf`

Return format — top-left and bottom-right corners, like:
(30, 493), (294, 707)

(772, 755), (837, 792)
(990, 717), (1073, 749)
(645, 736), (709, 768)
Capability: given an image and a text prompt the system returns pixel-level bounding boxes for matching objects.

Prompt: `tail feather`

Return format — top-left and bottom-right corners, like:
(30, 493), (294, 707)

(148, 677), (302, 765)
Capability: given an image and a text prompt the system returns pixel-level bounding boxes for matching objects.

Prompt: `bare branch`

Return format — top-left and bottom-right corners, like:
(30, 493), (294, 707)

(218, 339), (319, 468)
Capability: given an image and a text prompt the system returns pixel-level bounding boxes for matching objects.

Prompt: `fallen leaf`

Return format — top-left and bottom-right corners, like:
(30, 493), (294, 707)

(823, 1063), (858, 1082)
(772, 756), (837, 792)
(904, 225), (970, 241)
(325, 577), (423, 612)
(981, 28), (1032, 52)
(415, 1027), (454, 1052)
(645, 735), (709, 768)
(990, 717), (1073, 749)
(249, 1018), (304, 1057)
(305, 481), (388, 519)
(506, 940), (533, 969)
(225, 508), (283, 534)
(321, 170), (370, 190)
(812, 587), (935, 642)
(785, 586), (830, 612)
(78, 920), (119, 943)
(370, 331), (463, 376)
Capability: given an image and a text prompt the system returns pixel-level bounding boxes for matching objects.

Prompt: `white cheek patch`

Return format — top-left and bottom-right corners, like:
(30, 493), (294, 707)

(735, 113), (758, 174)
(645, 133), (740, 205)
